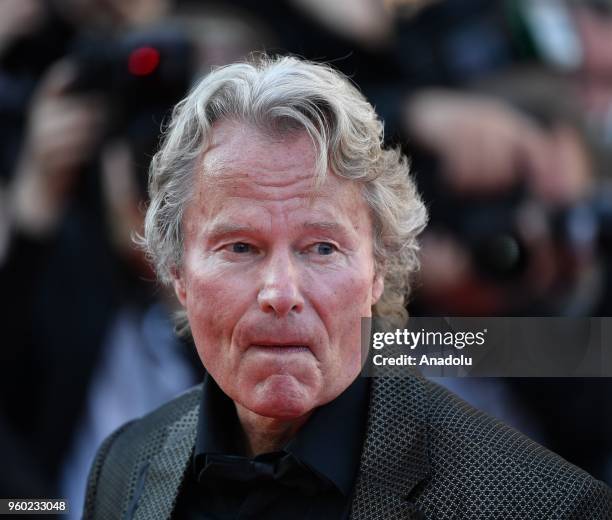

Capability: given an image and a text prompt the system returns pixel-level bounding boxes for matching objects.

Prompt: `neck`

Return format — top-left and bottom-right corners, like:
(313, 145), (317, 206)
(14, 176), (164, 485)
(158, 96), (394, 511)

(235, 404), (312, 457)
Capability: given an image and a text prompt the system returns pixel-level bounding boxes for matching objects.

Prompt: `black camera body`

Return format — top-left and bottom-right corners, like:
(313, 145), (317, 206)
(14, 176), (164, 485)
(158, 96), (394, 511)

(68, 28), (195, 138)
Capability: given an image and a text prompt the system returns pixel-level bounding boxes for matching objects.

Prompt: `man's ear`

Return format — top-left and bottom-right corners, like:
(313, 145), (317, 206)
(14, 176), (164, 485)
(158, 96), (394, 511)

(171, 267), (187, 307)
(372, 271), (384, 305)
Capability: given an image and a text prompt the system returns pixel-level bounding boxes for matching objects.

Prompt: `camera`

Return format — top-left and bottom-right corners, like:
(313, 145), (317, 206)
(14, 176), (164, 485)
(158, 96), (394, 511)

(67, 27), (195, 139)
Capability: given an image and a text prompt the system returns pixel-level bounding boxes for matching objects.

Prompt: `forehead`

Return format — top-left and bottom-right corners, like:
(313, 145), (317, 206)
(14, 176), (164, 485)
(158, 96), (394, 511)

(185, 120), (371, 228)
(203, 120), (316, 188)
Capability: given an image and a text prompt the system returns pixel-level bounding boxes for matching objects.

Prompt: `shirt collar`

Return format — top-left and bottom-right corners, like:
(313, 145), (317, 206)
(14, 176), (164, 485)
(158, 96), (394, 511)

(193, 372), (370, 497)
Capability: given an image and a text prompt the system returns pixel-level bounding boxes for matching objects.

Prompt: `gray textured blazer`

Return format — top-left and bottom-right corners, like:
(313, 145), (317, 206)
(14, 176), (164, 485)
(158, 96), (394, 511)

(84, 375), (612, 519)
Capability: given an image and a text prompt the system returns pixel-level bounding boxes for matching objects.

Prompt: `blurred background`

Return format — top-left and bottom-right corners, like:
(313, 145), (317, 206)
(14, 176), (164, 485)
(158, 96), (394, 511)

(0, 0), (611, 513)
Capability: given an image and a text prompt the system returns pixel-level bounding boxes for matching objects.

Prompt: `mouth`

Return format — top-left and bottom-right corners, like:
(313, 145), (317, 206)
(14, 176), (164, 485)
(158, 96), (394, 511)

(249, 344), (312, 354)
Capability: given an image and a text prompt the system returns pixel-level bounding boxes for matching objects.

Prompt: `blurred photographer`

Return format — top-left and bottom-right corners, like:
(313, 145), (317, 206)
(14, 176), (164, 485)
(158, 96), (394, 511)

(406, 68), (605, 316)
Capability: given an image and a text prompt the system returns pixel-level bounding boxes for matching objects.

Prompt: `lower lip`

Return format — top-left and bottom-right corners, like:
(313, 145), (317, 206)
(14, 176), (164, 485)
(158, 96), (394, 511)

(250, 345), (310, 354)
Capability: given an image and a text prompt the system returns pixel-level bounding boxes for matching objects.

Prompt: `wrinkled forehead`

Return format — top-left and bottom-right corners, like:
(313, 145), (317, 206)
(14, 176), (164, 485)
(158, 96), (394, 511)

(183, 119), (372, 233)
(192, 119), (362, 205)
(203, 120), (316, 177)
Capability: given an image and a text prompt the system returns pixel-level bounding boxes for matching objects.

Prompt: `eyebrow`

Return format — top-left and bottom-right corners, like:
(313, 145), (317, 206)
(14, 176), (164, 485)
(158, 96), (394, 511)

(300, 221), (348, 234)
(205, 221), (354, 239)
(206, 223), (255, 237)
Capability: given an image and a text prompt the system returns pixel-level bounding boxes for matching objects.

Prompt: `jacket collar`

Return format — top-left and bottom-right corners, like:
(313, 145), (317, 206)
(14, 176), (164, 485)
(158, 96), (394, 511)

(349, 375), (431, 519)
(131, 374), (431, 520)
(132, 404), (199, 520)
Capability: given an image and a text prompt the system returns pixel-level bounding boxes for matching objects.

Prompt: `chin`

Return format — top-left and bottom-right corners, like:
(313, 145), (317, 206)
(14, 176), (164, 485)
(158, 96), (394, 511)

(247, 374), (318, 419)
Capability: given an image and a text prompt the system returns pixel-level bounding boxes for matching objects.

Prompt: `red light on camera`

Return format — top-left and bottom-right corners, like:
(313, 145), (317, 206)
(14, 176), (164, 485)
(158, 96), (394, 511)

(128, 46), (160, 76)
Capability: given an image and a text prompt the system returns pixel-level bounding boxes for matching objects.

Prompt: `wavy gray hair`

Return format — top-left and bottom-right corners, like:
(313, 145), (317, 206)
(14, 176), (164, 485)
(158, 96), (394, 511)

(142, 54), (427, 330)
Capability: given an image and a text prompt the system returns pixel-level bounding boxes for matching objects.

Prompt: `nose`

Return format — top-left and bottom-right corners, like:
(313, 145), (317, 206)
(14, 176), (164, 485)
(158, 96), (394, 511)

(257, 249), (304, 317)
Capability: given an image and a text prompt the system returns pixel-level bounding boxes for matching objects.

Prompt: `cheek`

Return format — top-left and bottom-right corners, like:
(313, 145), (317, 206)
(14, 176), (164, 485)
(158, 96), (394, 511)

(333, 263), (376, 309)
(325, 274), (370, 381)
(342, 275), (374, 312)
(184, 253), (252, 315)
(310, 268), (375, 340)
(183, 265), (255, 368)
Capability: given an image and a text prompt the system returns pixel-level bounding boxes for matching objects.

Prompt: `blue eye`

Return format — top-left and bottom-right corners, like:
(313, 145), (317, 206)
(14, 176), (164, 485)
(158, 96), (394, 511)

(231, 242), (251, 253)
(315, 242), (336, 255)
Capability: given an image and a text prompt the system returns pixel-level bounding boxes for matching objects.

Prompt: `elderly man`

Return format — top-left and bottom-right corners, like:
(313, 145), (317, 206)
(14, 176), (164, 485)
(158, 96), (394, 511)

(84, 56), (612, 519)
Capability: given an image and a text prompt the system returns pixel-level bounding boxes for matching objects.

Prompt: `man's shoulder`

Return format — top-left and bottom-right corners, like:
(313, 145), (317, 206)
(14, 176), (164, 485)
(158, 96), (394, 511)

(421, 377), (584, 476)
(122, 384), (203, 438)
(84, 385), (203, 519)
(101, 384), (202, 456)
(414, 377), (612, 517)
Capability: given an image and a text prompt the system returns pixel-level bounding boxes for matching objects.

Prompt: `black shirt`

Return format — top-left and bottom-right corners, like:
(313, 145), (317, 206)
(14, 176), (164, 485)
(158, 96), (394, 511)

(172, 373), (370, 519)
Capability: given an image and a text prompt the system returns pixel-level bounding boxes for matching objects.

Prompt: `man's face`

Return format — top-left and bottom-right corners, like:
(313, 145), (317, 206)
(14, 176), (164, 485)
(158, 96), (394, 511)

(173, 120), (383, 420)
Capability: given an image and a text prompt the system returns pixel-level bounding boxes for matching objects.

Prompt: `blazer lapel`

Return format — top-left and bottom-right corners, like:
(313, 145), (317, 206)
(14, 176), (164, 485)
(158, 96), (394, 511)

(349, 375), (431, 520)
(131, 405), (199, 520)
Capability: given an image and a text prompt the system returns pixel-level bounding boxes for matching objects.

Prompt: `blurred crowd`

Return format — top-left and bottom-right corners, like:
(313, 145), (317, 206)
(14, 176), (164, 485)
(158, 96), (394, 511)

(1, 0), (611, 513)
